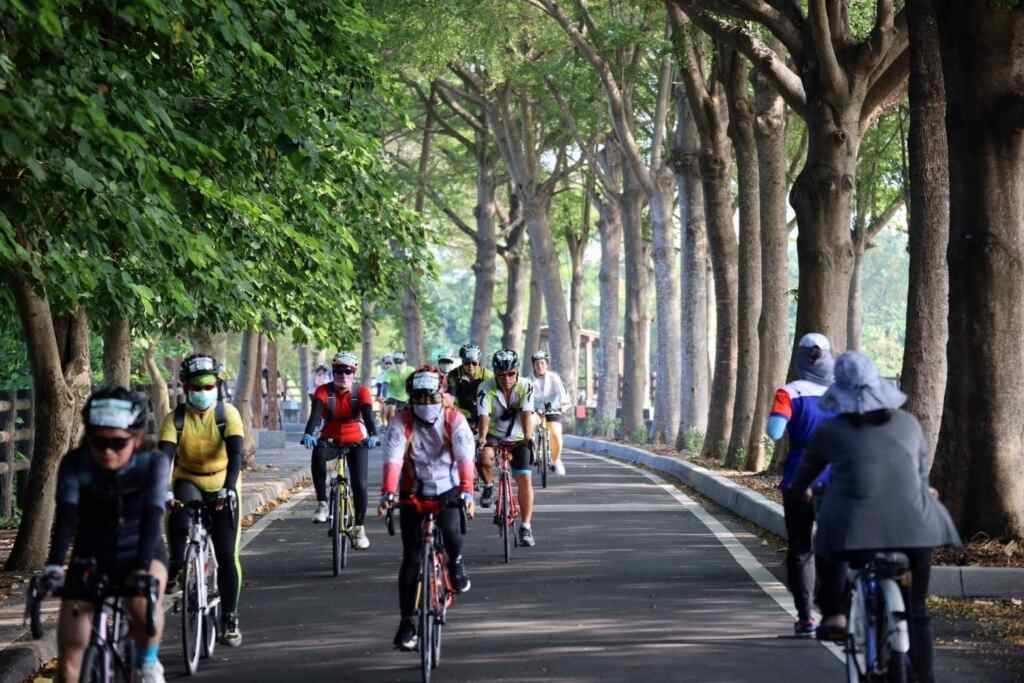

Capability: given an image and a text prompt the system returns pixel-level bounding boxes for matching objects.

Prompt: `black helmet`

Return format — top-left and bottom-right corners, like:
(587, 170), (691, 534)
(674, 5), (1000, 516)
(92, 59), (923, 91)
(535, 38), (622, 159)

(406, 365), (444, 403)
(459, 344), (481, 363)
(81, 385), (148, 432)
(179, 354), (219, 385)
(492, 349), (519, 373)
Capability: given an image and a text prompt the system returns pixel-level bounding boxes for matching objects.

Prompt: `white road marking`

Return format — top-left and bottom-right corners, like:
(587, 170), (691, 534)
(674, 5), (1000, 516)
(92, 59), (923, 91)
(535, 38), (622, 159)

(571, 449), (845, 663)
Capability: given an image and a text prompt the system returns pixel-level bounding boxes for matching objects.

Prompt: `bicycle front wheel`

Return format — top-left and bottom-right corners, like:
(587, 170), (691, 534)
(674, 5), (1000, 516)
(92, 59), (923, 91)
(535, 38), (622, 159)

(79, 642), (106, 683)
(330, 484), (341, 577)
(182, 546), (203, 675)
(540, 436), (549, 489)
(340, 483), (353, 570)
(202, 538), (220, 659)
(419, 543), (433, 682)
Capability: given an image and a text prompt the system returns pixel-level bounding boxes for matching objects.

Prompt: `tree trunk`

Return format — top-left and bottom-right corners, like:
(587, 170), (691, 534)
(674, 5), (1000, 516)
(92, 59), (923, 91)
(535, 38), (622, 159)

(932, 2), (1023, 537)
(143, 341), (170, 426)
(402, 287), (425, 367)
(470, 142), (499, 357)
(620, 165), (649, 438)
(674, 88), (711, 444)
(265, 340), (280, 431)
(5, 275), (91, 570)
(650, 169), (682, 446)
(102, 317), (132, 387)
(748, 67), (789, 470)
(847, 240), (866, 351)
(360, 299), (375, 386)
(190, 329), (217, 356)
(503, 245), (529, 355)
(251, 334), (264, 430)
(595, 191), (623, 438)
(567, 177), (591, 375)
(298, 344), (311, 422)
(725, 56), (763, 468)
(234, 330), (259, 467)
(522, 247), (543, 360)
(902, 0), (949, 458)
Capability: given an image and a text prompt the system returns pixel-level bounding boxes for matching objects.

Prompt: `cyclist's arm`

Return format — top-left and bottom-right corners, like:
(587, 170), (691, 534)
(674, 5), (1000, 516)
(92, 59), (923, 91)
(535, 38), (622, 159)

(47, 454), (80, 566)
(381, 418), (406, 494)
(157, 410), (177, 469)
(137, 452), (170, 570)
(553, 373), (569, 412)
(476, 388), (491, 442)
(521, 383), (536, 441)
(223, 435), (243, 492)
(451, 415), (476, 493)
(767, 388), (792, 441)
(789, 426), (828, 493)
(303, 397), (324, 439)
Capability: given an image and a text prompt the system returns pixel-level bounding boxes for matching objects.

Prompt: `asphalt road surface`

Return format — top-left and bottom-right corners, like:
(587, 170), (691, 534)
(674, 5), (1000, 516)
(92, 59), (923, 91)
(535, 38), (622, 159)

(158, 448), (895, 682)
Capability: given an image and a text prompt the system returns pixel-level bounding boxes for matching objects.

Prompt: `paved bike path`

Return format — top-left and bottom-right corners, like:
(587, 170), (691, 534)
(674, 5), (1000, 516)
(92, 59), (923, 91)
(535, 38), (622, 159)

(161, 448), (844, 682)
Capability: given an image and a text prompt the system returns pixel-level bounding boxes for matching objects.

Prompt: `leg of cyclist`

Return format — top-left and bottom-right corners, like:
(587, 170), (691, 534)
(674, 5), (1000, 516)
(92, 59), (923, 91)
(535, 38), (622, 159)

(167, 479), (204, 587)
(814, 552), (849, 640)
(547, 416), (565, 474)
(56, 597), (93, 683)
(437, 490), (470, 593)
(209, 490), (243, 647)
(512, 444), (535, 547)
(782, 485), (817, 635)
(347, 444), (371, 549)
(395, 504), (424, 650)
(479, 445), (496, 508)
(906, 548), (936, 683)
(311, 443), (340, 523)
(127, 555), (168, 678)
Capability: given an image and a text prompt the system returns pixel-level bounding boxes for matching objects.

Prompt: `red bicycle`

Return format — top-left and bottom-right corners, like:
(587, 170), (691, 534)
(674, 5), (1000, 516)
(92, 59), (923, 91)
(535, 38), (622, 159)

(386, 496), (467, 683)
(492, 442), (521, 564)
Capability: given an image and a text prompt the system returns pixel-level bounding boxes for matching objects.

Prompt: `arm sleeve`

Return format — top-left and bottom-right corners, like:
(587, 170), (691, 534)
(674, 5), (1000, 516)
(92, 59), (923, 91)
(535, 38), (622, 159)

(767, 415), (789, 441)
(303, 398), (323, 439)
(451, 414), (476, 493)
(476, 387), (491, 417)
(381, 419), (407, 494)
(223, 435), (243, 491)
(555, 374), (569, 409)
(47, 455), (79, 566)
(137, 452), (170, 569)
(791, 426), (829, 493)
(361, 402), (377, 437)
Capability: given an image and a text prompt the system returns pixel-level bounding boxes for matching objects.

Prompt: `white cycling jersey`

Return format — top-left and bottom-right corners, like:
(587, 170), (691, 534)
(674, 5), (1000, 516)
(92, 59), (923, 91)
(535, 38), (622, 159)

(530, 371), (568, 414)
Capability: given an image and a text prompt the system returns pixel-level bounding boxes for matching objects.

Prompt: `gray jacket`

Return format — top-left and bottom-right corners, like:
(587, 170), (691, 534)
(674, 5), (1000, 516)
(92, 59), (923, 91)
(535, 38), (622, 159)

(792, 409), (961, 557)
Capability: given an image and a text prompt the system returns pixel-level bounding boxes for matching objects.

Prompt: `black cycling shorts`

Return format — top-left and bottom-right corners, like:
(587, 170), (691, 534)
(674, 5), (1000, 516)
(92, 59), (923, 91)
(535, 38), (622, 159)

(484, 437), (532, 472)
(544, 413), (562, 423)
(63, 541), (168, 600)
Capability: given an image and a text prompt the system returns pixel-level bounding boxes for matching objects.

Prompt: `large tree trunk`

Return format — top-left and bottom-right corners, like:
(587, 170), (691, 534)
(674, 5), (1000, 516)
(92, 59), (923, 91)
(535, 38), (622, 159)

(190, 329), (217, 356)
(265, 340), (280, 431)
(595, 191), (623, 438)
(567, 176), (592, 374)
(360, 299), (375, 386)
(650, 170), (682, 445)
(621, 166), (649, 438)
(847, 240), (867, 351)
(674, 88), (711, 444)
(234, 331), (259, 467)
(522, 247), (543, 360)
(298, 344), (311, 422)
(470, 141), (499, 356)
(102, 317), (132, 387)
(503, 245), (529, 355)
(401, 287), (425, 367)
(748, 67), (789, 469)
(932, 2), (1023, 537)
(725, 56), (763, 468)
(902, 0), (949, 458)
(251, 334), (264, 430)
(5, 275), (91, 570)
(143, 341), (170, 426)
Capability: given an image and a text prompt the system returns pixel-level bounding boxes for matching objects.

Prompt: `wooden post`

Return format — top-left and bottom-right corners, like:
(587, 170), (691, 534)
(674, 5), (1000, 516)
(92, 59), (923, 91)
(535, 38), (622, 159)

(585, 336), (594, 405)
(0, 390), (15, 519)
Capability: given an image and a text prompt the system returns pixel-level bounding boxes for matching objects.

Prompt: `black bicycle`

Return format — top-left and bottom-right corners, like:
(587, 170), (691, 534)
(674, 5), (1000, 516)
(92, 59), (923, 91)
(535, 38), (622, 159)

(386, 497), (468, 683)
(25, 559), (158, 683)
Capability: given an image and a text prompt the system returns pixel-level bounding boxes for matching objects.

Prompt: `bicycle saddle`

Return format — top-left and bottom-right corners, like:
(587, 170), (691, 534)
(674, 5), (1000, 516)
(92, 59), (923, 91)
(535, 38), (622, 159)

(871, 552), (910, 577)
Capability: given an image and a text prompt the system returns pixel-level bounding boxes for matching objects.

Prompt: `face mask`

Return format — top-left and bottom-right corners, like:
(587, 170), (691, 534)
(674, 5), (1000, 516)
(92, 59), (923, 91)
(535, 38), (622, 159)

(413, 403), (442, 423)
(187, 388), (217, 411)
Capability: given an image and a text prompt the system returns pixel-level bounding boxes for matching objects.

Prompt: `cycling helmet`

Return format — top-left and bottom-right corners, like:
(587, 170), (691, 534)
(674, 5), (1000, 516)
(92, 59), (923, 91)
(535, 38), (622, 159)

(531, 350), (550, 362)
(459, 344), (481, 363)
(392, 351), (406, 364)
(492, 349), (519, 373)
(406, 365), (444, 403)
(82, 386), (148, 432)
(437, 350), (456, 364)
(332, 351), (359, 369)
(179, 354), (219, 385)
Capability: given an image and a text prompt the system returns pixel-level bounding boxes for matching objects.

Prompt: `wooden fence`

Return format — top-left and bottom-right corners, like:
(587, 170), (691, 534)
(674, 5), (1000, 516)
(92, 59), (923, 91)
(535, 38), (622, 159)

(0, 388), (34, 519)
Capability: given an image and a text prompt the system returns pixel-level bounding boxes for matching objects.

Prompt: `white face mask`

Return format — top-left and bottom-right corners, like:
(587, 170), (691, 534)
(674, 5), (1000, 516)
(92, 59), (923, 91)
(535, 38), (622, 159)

(413, 403), (442, 423)
(187, 388), (218, 411)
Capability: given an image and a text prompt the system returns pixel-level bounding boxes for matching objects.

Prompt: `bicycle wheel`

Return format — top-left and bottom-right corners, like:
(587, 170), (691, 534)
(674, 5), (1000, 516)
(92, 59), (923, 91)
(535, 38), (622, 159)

(431, 555), (445, 668)
(202, 538), (220, 659)
(330, 483), (341, 577)
(340, 482), (352, 570)
(540, 434), (549, 489)
(79, 642), (106, 683)
(116, 639), (135, 683)
(502, 475), (512, 564)
(847, 578), (867, 683)
(181, 546), (203, 675)
(419, 542), (433, 683)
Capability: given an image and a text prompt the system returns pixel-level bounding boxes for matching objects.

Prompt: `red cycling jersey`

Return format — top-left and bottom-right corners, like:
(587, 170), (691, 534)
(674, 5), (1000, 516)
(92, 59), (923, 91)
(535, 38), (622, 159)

(314, 383), (373, 445)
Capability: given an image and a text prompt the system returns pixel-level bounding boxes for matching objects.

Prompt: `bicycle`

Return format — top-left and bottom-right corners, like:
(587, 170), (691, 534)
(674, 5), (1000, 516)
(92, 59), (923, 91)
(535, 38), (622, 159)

(533, 403), (555, 489)
(843, 552), (912, 683)
(322, 439), (356, 576)
(492, 442), (521, 564)
(385, 497), (468, 683)
(25, 559), (158, 683)
(171, 498), (222, 675)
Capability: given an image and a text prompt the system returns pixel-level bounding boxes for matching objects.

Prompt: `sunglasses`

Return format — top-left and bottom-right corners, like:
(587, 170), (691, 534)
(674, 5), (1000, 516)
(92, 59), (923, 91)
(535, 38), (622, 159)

(496, 371), (517, 379)
(188, 383), (216, 392)
(335, 366), (355, 375)
(464, 361), (480, 366)
(90, 434), (132, 451)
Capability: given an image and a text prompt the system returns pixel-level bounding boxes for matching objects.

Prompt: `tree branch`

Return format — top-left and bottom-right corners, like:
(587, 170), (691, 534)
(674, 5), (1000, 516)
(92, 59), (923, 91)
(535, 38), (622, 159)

(809, 0), (848, 101)
(860, 48), (909, 129)
(866, 195), (904, 244)
(434, 80), (486, 132)
(703, 0), (805, 58)
(547, 79), (613, 191)
(651, 51), (675, 171)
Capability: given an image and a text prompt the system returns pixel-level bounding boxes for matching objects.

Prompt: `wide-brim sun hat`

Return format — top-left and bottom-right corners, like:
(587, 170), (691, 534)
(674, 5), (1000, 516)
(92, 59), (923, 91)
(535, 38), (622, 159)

(819, 351), (906, 414)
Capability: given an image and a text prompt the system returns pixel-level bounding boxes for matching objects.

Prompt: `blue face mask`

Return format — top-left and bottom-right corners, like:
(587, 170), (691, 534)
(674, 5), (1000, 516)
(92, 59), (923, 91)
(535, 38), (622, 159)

(187, 388), (217, 411)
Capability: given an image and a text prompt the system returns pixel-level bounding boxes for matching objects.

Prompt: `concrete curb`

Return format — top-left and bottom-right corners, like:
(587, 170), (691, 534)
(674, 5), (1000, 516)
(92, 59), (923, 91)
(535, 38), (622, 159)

(566, 435), (1024, 599)
(0, 459), (310, 683)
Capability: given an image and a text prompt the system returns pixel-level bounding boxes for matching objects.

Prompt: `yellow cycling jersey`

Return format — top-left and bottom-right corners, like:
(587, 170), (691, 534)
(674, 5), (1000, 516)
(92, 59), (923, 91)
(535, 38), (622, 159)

(159, 402), (245, 492)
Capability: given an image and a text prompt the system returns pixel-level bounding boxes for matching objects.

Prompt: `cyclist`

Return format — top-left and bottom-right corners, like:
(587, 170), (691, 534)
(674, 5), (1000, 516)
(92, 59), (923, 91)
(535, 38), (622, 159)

(382, 351), (413, 425)
(477, 349), (537, 546)
(445, 344), (492, 431)
(529, 350), (569, 475)
(373, 355), (392, 426)
(766, 332), (835, 638)
(160, 354), (245, 648)
(301, 352), (379, 550)
(45, 386), (169, 683)
(378, 366), (475, 651)
(792, 351), (960, 683)
(437, 349), (457, 375)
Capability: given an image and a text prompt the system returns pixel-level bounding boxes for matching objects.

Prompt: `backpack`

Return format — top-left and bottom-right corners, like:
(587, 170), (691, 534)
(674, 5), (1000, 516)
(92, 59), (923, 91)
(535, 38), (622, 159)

(174, 399), (227, 443)
(324, 383), (363, 423)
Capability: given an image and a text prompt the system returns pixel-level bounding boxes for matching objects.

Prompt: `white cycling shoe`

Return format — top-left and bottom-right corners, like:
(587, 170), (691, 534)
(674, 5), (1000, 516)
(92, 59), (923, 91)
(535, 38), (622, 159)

(312, 501), (329, 524)
(353, 525), (370, 550)
(553, 460), (566, 476)
(137, 660), (165, 683)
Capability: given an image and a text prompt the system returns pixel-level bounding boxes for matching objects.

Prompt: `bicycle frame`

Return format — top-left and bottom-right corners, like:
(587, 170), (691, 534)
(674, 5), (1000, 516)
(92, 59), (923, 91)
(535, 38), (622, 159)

(492, 444), (521, 531)
(845, 559), (910, 682)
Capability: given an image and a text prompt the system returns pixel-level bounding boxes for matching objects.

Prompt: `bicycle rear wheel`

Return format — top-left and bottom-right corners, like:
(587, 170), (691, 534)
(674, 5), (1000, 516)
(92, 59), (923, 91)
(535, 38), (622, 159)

(79, 642), (106, 683)
(419, 543), (433, 683)
(330, 483), (341, 577)
(182, 546), (203, 675)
